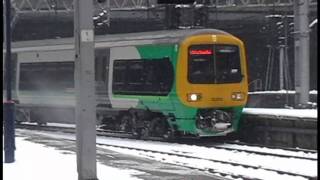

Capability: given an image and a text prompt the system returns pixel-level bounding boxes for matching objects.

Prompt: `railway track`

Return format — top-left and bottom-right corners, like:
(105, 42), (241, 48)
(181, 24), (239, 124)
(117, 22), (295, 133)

(17, 123), (317, 160)
(212, 141), (317, 161)
(16, 123), (317, 180)
(98, 143), (316, 180)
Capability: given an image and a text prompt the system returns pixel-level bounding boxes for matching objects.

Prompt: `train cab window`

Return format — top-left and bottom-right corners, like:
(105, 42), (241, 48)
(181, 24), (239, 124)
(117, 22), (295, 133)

(19, 62), (74, 93)
(112, 58), (174, 96)
(215, 45), (242, 83)
(188, 44), (242, 84)
(188, 45), (214, 83)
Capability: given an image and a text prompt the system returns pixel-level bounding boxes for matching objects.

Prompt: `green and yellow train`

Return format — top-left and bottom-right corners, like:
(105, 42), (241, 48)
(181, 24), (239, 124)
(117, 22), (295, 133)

(4, 29), (248, 138)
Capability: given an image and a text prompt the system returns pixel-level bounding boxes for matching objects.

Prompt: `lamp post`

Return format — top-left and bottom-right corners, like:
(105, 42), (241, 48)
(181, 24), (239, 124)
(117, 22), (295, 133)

(4, 0), (16, 163)
(293, 0), (310, 108)
(74, 0), (97, 179)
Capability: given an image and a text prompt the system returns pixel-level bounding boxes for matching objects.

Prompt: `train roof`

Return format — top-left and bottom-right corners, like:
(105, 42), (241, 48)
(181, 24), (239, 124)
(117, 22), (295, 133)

(4, 29), (232, 53)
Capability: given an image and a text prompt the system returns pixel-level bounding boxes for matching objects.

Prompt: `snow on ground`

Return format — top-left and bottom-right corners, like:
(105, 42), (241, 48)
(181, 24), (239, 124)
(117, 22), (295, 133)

(47, 122), (76, 128)
(243, 108), (317, 119)
(3, 136), (144, 180)
(20, 129), (317, 180)
(96, 139), (317, 178)
(214, 144), (317, 159)
(6, 105), (317, 180)
(100, 146), (309, 180)
(248, 90), (318, 94)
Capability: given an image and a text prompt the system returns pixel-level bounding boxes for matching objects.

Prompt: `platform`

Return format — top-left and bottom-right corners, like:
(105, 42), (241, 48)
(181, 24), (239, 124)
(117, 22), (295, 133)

(4, 129), (225, 180)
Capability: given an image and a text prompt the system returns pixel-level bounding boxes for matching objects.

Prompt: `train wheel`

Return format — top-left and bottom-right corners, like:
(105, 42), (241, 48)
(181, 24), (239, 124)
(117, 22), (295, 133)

(15, 109), (26, 125)
(30, 110), (47, 126)
(132, 128), (143, 139)
(119, 114), (133, 132)
(149, 117), (169, 138)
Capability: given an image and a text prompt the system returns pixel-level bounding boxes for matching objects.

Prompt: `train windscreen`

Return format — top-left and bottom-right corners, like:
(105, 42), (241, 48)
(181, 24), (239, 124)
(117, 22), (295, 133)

(188, 44), (242, 84)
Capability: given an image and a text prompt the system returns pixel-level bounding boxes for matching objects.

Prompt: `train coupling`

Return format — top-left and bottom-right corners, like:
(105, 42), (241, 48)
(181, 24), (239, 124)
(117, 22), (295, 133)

(196, 109), (232, 131)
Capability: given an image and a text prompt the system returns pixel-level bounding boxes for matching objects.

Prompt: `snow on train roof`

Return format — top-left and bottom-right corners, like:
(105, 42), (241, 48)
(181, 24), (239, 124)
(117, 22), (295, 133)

(6, 29), (231, 52)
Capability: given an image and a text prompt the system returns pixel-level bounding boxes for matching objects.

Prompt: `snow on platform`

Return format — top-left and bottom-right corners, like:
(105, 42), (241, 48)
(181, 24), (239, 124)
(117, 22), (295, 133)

(249, 90), (318, 95)
(243, 108), (317, 119)
(14, 129), (317, 180)
(4, 130), (220, 180)
(3, 136), (144, 180)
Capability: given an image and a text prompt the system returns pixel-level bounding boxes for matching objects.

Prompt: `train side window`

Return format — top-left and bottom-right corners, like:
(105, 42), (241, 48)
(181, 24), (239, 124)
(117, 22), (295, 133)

(215, 45), (242, 83)
(113, 61), (127, 91)
(112, 58), (173, 96)
(19, 62), (74, 93)
(128, 61), (144, 84)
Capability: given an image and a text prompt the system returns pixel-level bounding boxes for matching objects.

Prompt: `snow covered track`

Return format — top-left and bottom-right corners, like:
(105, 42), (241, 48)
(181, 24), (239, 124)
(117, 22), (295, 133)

(16, 122), (317, 160)
(211, 142), (317, 161)
(16, 126), (318, 180)
(97, 143), (317, 180)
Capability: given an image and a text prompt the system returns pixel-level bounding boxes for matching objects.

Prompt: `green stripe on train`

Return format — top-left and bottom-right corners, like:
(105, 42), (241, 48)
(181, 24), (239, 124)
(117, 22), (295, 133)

(113, 44), (244, 135)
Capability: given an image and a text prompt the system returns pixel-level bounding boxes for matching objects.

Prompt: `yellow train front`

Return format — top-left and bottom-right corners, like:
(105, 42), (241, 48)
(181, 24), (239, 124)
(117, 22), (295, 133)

(171, 29), (248, 137)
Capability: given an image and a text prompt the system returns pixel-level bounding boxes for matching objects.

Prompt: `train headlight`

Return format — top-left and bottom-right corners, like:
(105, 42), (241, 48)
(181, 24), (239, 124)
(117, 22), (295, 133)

(187, 93), (202, 102)
(231, 92), (245, 101)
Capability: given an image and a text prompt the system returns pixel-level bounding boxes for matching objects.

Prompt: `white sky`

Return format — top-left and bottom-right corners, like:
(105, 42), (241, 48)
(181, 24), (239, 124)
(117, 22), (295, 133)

(3, 136), (144, 180)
